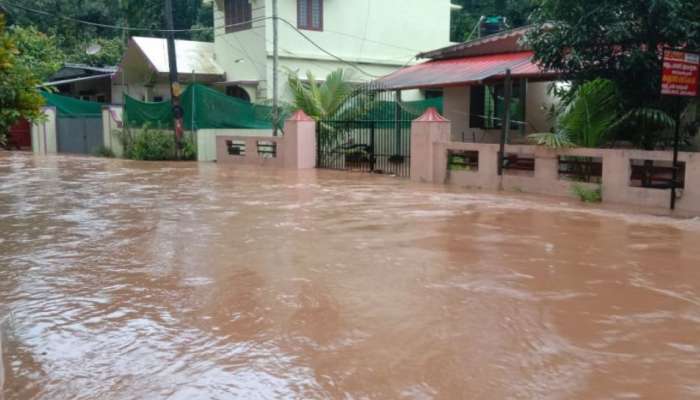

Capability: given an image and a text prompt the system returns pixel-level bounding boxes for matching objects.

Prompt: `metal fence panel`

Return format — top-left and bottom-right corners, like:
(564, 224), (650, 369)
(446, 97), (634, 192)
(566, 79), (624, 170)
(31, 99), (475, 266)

(57, 117), (104, 155)
(316, 86), (414, 177)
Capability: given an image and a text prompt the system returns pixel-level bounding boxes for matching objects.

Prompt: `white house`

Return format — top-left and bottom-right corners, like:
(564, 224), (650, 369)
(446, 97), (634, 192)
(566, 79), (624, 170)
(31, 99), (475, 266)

(211, 0), (457, 102)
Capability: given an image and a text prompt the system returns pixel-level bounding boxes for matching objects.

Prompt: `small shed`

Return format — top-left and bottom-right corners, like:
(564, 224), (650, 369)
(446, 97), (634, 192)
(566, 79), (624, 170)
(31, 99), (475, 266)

(112, 37), (225, 104)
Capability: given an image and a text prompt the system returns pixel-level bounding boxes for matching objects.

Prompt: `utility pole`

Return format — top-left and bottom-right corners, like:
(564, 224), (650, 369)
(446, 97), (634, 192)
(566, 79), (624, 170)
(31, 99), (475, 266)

(164, 0), (185, 158)
(272, 0), (280, 136)
(497, 69), (512, 178)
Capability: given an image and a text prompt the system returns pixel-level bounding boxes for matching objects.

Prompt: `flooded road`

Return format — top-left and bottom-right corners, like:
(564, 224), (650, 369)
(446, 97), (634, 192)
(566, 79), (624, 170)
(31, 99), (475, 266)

(1, 152), (700, 399)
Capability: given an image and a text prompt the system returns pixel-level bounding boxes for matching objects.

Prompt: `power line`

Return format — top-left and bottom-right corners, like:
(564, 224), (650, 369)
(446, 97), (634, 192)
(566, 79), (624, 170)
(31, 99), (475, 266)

(0, 0), (270, 33)
(277, 17), (381, 78)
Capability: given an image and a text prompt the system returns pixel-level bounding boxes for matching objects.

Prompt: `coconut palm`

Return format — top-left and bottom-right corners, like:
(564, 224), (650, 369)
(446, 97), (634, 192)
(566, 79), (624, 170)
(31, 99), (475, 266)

(285, 68), (356, 121)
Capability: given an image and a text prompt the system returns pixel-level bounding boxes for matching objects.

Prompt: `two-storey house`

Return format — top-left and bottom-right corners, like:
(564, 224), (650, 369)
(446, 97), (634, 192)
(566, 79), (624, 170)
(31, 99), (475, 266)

(212, 0), (457, 101)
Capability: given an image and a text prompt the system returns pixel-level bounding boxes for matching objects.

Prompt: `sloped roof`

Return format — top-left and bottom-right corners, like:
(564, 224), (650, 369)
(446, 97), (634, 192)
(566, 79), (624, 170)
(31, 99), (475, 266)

(376, 51), (556, 90)
(417, 26), (532, 60)
(129, 36), (224, 77)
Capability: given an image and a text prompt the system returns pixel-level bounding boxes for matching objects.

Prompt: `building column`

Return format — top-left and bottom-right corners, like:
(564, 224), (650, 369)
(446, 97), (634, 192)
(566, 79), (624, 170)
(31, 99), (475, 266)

(410, 107), (451, 183)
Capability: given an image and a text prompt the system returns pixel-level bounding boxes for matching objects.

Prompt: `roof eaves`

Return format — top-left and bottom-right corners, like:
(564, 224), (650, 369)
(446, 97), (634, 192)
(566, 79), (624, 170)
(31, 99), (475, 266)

(417, 25), (532, 60)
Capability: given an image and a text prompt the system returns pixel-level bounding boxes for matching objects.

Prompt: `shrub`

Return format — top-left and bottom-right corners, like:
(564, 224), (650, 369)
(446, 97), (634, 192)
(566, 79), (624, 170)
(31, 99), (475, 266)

(116, 125), (197, 161)
(93, 146), (115, 158)
(130, 128), (177, 160)
(571, 184), (602, 203)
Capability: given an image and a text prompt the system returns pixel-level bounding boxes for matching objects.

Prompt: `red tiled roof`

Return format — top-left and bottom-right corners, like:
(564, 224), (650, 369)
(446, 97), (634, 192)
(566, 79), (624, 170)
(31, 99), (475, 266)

(376, 51), (557, 90)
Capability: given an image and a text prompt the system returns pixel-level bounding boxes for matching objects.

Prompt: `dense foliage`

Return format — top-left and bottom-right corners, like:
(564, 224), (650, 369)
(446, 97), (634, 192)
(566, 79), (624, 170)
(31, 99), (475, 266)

(450, 0), (536, 42)
(0, 15), (45, 147)
(3, 0), (213, 66)
(118, 126), (196, 161)
(527, 0), (700, 149)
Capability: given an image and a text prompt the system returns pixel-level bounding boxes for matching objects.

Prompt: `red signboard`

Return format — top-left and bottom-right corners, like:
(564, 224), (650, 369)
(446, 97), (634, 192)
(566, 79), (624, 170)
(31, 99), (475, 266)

(661, 50), (699, 97)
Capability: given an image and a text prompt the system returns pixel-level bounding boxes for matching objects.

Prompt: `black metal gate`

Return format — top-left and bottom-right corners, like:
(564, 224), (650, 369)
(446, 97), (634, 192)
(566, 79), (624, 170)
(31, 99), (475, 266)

(316, 86), (414, 177)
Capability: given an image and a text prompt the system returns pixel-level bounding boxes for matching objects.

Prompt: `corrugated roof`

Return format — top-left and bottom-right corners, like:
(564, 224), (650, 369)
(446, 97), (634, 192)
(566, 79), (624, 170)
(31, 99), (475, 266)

(131, 36), (224, 77)
(376, 51), (556, 90)
(417, 26), (532, 60)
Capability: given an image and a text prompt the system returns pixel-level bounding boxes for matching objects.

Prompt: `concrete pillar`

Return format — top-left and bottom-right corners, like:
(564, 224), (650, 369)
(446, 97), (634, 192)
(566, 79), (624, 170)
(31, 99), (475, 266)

(534, 147), (559, 181)
(601, 150), (629, 203)
(283, 110), (317, 169)
(31, 107), (57, 155)
(102, 106), (124, 157)
(411, 107), (451, 183)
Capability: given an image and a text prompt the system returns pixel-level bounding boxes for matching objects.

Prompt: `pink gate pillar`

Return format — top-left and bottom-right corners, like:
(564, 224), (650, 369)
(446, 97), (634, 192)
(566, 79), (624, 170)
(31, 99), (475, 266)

(411, 108), (451, 183)
(283, 110), (317, 169)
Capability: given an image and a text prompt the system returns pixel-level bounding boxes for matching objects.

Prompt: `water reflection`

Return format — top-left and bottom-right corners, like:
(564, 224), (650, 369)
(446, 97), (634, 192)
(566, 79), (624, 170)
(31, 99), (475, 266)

(1, 152), (699, 399)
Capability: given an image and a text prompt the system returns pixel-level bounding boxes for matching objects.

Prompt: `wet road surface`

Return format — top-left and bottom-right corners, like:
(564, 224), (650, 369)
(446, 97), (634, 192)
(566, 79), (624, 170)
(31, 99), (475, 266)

(1, 152), (700, 399)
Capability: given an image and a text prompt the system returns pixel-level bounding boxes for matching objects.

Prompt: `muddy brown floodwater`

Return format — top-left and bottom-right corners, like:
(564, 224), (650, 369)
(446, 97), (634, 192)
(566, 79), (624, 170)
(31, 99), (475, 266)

(1, 152), (700, 399)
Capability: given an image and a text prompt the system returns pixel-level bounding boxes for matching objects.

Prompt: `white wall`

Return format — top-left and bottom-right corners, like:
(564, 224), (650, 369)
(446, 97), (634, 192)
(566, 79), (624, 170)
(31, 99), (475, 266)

(214, 0), (454, 100)
(31, 107), (57, 155)
(112, 83), (173, 104)
(102, 106), (125, 157)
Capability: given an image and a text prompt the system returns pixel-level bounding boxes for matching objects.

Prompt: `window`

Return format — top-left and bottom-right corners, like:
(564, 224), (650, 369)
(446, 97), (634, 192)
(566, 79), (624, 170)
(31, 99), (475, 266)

(225, 0), (252, 33)
(469, 81), (524, 130)
(448, 150), (479, 171)
(298, 0), (323, 31)
(226, 140), (246, 156)
(226, 85), (251, 102)
(503, 153), (535, 176)
(629, 159), (685, 189)
(257, 141), (277, 159)
(559, 156), (603, 184)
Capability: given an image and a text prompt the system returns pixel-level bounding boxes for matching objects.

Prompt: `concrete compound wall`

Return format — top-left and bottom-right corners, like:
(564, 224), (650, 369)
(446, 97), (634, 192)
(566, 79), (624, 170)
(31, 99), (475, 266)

(197, 129), (274, 162)
(412, 110), (700, 216)
(216, 111), (316, 170)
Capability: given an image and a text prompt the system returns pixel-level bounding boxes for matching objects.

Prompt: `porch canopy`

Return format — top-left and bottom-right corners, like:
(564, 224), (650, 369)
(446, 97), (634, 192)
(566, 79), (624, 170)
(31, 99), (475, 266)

(375, 51), (556, 90)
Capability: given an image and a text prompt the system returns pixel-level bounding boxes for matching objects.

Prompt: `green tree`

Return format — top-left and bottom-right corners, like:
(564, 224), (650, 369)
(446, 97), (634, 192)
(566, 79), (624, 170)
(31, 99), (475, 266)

(67, 37), (125, 67)
(0, 14), (45, 147)
(526, 0), (699, 148)
(451, 0), (536, 42)
(5, 0), (214, 67)
(9, 25), (64, 81)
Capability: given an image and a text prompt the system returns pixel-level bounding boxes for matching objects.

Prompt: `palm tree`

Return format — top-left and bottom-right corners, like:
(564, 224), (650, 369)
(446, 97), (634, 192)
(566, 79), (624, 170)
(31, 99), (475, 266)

(529, 79), (677, 149)
(285, 68), (355, 121)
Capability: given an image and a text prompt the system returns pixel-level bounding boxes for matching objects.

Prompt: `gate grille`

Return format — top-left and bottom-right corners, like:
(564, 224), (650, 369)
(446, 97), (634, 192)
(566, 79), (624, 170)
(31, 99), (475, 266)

(316, 85), (421, 178)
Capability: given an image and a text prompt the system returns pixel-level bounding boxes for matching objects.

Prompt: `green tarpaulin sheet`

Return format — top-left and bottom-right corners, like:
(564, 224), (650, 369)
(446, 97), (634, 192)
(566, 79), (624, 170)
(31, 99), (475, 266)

(41, 91), (103, 118)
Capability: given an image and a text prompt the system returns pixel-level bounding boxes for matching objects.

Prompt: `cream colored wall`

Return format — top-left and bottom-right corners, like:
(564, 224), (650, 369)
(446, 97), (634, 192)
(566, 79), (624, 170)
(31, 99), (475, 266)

(214, 0), (454, 100)
(31, 107), (57, 155)
(102, 106), (125, 157)
(442, 81), (560, 143)
(526, 81), (557, 133)
(197, 128), (274, 161)
(443, 87), (470, 142)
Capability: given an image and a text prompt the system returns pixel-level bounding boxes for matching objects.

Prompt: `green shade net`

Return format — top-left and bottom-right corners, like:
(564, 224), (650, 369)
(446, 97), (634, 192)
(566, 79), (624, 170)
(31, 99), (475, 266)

(40, 91), (103, 118)
(124, 84), (276, 130)
(124, 83), (443, 131)
(362, 97), (444, 128)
